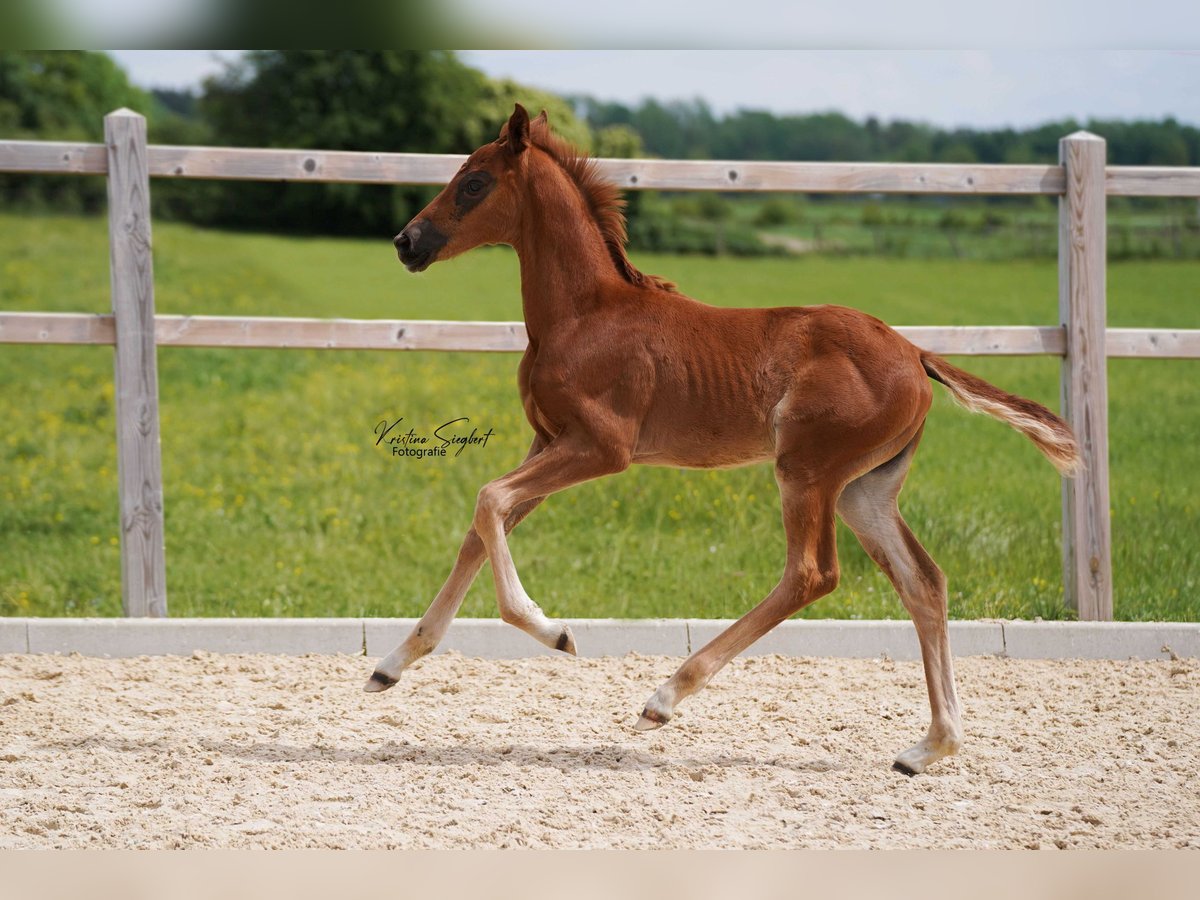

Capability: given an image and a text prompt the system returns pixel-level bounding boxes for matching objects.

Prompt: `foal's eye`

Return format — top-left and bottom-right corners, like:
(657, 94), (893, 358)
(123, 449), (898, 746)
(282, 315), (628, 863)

(465, 178), (484, 196)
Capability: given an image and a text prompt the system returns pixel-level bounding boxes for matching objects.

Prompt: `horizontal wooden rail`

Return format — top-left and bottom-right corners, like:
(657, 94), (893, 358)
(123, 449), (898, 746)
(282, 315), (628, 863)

(899, 326), (1063, 356)
(3, 312), (1198, 358)
(0, 313), (527, 351)
(1103, 327), (1200, 357)
(0, 140), (107, 174)
(0, 141), (1065, 193)
(593, 159), (1065, 195)
(6, 139), (1199, 197)
(1106, 166), (1200, 197)
(149, 146), (462, 185)
(146, 148), (1066, 195)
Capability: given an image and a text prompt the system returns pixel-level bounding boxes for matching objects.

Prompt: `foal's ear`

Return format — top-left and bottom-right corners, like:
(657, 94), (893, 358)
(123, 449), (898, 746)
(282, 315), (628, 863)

(534, 108), (549, 127)
(506, 103), (531, 155)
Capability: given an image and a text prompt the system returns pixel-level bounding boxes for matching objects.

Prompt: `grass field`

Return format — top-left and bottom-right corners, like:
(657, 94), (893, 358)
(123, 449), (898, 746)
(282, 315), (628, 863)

(1, 213), (1197, 621)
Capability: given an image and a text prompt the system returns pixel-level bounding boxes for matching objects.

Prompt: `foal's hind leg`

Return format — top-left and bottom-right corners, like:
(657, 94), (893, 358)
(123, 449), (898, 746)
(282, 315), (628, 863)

(636, 471), (841, 731)
(836, 430), (963, 775)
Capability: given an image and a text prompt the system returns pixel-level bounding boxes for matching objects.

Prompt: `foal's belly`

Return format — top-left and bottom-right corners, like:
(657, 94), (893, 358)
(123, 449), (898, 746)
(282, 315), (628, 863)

(632, 415), (776, 470)
(634, 446), (775, 470)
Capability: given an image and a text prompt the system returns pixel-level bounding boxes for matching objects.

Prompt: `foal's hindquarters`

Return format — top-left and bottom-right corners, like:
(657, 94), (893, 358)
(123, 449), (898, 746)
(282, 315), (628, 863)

(636, 422), (963, 775)
(630, 308), (963, 775)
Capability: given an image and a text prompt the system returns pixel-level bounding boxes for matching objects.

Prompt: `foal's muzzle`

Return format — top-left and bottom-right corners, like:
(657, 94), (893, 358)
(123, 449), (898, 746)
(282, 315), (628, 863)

(394, 219), (448, 272)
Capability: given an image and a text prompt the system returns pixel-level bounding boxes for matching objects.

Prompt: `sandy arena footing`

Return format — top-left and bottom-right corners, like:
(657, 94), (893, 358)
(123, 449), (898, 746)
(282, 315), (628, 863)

(1, 651), (1197, 849)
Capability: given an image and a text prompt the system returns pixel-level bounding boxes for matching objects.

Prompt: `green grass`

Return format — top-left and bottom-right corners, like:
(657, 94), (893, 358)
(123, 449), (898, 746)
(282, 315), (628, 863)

(1, 213), (1197, 621)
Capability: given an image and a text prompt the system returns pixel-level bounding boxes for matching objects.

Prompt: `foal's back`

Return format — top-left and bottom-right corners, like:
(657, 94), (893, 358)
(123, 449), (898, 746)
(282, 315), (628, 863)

(565, 285), (933, 470)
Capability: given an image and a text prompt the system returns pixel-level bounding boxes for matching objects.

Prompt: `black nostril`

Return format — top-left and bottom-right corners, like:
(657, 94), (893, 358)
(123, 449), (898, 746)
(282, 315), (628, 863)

(394, 231), (411, 250)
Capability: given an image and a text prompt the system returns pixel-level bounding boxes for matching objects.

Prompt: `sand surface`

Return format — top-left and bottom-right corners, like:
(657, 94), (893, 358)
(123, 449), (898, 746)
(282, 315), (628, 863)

(1, 651), (1197, 849)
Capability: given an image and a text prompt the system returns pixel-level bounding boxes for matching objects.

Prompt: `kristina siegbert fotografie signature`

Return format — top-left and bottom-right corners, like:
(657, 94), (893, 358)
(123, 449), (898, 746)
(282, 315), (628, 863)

(374, 417), (495, 458)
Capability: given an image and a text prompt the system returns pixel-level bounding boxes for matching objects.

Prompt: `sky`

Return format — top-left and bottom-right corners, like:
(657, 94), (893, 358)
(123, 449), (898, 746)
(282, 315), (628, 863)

(107, 49), (1200, 131)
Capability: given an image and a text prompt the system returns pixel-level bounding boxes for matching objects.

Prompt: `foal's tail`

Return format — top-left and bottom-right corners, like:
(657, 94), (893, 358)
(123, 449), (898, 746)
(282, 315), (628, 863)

(920, 352), (1083, 476)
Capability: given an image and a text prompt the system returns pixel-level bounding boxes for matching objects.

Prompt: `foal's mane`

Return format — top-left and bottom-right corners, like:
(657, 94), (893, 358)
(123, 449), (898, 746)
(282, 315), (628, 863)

(522, 119), (677, 294)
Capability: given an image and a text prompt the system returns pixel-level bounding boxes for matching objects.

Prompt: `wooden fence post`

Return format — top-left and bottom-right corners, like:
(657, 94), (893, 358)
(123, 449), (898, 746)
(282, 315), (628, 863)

(1058, 131), (1112, 621)
(105, 109), (168, 617)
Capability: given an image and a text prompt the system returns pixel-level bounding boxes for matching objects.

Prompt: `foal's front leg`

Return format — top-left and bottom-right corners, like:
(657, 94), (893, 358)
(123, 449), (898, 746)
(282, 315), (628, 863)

(366, 437), (546, 692)
(364, 497), (545, 691)
(474, 435), (630, 652)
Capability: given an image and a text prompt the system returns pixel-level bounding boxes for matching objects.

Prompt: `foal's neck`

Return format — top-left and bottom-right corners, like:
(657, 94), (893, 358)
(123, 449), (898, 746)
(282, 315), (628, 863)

(512, 154), (616, 342)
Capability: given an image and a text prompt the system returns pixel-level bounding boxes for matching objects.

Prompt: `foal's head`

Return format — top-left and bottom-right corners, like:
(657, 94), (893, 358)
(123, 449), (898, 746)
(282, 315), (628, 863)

(393, 104), (542, 272)
(395, 103), (675, 293)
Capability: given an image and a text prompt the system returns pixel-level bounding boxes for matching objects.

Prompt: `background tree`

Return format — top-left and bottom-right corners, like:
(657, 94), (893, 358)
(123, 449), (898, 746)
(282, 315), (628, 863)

(191, 51), (594, 236)
(195, 51), (491, 235)
(591, 124), (644, 159)
(475, 78), (592, 151)
(0, 51), (151, 213)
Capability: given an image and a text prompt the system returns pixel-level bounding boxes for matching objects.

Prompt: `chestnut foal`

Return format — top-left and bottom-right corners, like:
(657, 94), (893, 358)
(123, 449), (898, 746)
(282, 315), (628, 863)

(367, 105), (1080, 775)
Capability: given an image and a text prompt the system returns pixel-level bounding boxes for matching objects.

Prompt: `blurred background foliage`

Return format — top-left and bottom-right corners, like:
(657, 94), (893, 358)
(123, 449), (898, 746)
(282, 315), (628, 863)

(1, 49), (1198, 254)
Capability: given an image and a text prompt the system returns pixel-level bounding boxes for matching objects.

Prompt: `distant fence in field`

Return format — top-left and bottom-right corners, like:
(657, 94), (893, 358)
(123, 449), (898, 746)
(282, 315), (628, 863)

(2, 109), (1199, 622)
(771, 216), (1200, 261)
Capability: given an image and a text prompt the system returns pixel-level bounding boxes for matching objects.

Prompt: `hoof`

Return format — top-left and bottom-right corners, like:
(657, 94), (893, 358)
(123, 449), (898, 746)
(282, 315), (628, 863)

(364, 670), (398, 693)
(555, 625), (577, 656)
(893, 730), (961, 775)
(634, 706), (670, 732)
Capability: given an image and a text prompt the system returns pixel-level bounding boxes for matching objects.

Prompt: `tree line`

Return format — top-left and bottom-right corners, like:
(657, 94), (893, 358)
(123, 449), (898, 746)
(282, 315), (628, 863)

(0, 51), (605, 236)
(2, 51), (1197, 243)
(572, 96), (1200, 167)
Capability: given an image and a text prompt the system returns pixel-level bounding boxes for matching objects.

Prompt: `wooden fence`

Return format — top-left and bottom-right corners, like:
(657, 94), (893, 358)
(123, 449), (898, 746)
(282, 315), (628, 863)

(3, 108), (1200, 621)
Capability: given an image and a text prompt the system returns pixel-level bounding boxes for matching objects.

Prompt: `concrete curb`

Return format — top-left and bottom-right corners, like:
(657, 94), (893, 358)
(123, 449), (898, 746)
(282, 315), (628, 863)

(1000, 620), (1200, 659)
(23, 618), (364, 657)
(1, 617), (1197, 660)
(0, 619), (27, 654)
